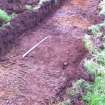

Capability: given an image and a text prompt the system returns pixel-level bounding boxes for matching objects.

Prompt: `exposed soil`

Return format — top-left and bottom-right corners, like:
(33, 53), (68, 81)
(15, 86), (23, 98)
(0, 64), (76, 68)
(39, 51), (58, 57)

(0, 0), (100, 105)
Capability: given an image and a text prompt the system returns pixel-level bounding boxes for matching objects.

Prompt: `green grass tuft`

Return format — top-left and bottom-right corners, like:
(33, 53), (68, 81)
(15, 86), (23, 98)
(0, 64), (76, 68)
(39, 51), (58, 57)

(0, 9), (12, 23)
(82, 0), (105, 105)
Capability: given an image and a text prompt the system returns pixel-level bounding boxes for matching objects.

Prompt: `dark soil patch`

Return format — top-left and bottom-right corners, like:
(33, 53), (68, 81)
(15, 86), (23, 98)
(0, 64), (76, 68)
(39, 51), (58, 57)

(0, 0), (100, 105)
(0, 0), (39, 14)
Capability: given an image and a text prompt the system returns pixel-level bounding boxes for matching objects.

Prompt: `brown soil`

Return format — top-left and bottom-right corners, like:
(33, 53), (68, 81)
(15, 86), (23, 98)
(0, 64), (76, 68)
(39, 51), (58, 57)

(0, 0), (100, 105)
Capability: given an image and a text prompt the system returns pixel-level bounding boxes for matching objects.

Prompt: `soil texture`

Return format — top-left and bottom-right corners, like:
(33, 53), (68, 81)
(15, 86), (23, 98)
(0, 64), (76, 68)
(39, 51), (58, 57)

(0, 0), (100, 105)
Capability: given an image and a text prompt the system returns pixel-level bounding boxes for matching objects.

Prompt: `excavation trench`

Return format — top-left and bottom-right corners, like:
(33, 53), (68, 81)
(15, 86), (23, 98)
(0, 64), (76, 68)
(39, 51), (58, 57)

(0, 0), (100, 105)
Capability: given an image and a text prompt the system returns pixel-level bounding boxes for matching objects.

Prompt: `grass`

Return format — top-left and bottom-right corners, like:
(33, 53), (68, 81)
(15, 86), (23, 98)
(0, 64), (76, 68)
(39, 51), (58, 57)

(82, 0), (105, 105)
(0, 9), (12, 23)
(0, 8), (16, 29)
